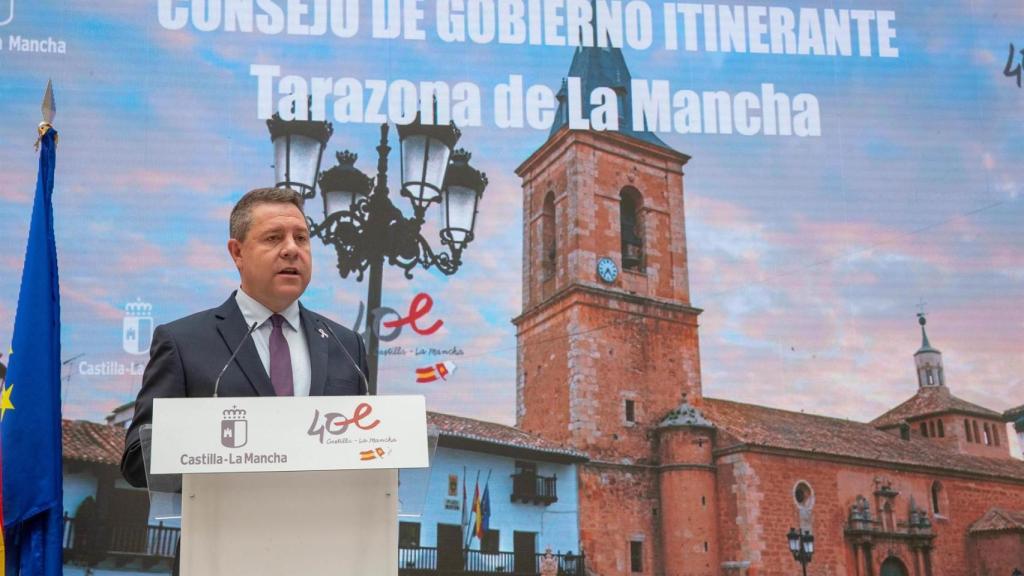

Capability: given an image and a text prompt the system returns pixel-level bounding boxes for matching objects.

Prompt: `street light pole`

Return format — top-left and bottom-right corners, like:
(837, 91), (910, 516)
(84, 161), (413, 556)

(362, 124), (392, 393)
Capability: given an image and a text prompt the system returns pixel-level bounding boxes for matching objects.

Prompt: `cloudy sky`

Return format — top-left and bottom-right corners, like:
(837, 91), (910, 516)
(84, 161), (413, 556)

(0, 0), (1020, 427)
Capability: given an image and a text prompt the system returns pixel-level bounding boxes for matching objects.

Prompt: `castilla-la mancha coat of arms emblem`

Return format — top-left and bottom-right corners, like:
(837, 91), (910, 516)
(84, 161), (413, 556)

(221, 406), (248, 449)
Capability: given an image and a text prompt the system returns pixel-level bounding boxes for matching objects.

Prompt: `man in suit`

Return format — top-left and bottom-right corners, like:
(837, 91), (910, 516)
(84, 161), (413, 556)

(121, 187), (368, 487)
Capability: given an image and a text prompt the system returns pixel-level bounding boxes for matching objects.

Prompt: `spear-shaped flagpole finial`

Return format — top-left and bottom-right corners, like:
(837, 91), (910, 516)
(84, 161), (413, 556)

(41, 79), (56, 125)
(36, 79), (56, 150)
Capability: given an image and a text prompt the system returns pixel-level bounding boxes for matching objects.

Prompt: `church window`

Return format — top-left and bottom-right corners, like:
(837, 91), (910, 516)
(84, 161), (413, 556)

(919, 422), (928, 437)
(930, 481), (943, 515)
(973, 420), (981, 443)
(619, 188), (644, 272)
(630, 540), (643, 572)
(793, 482), (814, 510)
(882, 502), (895, 532)
(993, 425), (1001, 446)
(937, 420), (944, 437)
(625, 399), (636, 423)
(541, 191), (557, 278)
(983, 423), (992, 445)
(964, 419), (973, 442)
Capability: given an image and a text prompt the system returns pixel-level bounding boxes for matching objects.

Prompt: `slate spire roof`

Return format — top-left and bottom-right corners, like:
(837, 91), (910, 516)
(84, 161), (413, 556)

(914, 313), (941, 356)
(549, 46), (673, 151)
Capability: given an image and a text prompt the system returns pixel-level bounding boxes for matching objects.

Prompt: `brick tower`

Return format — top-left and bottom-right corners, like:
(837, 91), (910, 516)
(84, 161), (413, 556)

(513, 46), (708, 575)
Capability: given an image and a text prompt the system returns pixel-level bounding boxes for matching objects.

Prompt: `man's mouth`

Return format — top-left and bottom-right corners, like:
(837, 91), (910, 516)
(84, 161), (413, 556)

(277, 267), (300, 276)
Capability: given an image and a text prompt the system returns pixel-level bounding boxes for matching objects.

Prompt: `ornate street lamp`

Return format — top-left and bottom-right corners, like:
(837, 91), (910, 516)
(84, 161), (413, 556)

(397, 116), (462, 217)
(787, 528), (814, 576)
(267, 110), (333, 199)
(267, 111), (487, 394)
(441, 150), (488, 252)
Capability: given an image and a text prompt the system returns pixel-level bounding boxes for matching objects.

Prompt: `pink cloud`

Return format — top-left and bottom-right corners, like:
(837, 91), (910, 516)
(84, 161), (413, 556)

(62, 286), (124, 322)
(184, 238), (231, 271)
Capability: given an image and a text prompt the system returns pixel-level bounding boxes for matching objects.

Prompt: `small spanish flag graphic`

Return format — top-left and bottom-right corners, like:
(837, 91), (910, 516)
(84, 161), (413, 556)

(415, 361), (457, 383)
(360, 447), (386, 461)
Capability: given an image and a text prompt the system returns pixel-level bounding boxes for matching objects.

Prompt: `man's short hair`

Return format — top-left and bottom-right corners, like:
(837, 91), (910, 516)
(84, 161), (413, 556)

(229, 187), (305, 241)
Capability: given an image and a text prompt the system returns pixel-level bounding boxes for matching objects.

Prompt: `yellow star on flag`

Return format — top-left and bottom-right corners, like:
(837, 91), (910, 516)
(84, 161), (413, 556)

(0, 382), (14, 421)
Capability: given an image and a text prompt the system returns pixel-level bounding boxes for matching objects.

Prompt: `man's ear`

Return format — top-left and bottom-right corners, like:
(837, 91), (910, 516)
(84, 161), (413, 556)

(227, 238), (243, 269)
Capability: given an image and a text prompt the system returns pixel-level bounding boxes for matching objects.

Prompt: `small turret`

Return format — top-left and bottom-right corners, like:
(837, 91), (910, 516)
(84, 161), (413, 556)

(656, 396), (719, 576)
(914, 314), (944, 388)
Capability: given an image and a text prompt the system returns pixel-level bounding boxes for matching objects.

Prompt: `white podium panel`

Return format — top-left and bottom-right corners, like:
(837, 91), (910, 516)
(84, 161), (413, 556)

(147, 395), (426, 576)
(181, 469), (398, 576)
(151, 395), (428, 474)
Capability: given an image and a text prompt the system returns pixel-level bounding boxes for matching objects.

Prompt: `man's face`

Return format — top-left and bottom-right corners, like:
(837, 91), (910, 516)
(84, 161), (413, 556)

(228, 202), (312, 312)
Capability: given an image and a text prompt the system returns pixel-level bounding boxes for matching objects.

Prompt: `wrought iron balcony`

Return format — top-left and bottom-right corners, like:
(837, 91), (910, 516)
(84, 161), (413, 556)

(398, 546), (584, 576)
(510, 472), (558, 505)
(62, 513), (179, 566)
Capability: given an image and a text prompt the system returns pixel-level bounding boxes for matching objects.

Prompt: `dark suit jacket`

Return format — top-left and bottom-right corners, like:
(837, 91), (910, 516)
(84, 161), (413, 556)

(120, 294), (368, 488)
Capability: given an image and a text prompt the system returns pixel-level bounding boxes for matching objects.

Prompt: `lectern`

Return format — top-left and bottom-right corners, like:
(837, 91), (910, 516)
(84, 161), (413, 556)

(144, 395), (429, 576)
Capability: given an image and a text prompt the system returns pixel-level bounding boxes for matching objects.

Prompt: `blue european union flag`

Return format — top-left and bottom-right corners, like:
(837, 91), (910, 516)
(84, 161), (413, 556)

(480, 484), (490, 533)
(1, 125), (63, 575)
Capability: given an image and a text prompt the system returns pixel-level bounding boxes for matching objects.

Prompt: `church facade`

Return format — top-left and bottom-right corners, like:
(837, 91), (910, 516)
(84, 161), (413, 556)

(513, 46), (1024, 576)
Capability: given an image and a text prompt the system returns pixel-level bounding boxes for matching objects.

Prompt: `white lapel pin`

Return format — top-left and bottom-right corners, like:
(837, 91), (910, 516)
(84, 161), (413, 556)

(318, 328), (329, 339)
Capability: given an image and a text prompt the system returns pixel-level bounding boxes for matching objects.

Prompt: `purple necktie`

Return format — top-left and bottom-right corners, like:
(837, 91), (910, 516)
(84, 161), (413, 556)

(269, 314), (293, 396)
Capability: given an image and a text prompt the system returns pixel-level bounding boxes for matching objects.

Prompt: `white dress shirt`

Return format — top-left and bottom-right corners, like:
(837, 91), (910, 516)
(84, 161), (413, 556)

(234, 288), (312, 397)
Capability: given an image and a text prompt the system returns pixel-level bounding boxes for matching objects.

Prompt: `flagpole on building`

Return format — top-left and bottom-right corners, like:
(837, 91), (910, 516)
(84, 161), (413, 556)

(464, 470), (481, 549)
(460, 466), (468, 537)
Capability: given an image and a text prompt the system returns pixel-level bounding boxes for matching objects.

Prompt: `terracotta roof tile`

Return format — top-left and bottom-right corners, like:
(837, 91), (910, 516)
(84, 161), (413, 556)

(969, 507), (1024, 533)
(62, 413), (584, 467)
(428, 412), (587, 461)
(870, 386), (1003, 428)
(63, 419), (125, 465)
(701, 398), (1024, 482)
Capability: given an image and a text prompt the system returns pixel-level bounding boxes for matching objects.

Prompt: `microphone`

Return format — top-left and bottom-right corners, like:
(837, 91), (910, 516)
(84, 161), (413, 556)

(317, 318), (371, 396)
(213, 321), (260, 398)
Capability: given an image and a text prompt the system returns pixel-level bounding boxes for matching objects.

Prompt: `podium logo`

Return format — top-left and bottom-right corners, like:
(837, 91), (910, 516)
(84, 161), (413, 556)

(221, 406), (248, 448)
(123, 299), (154, 355)
(0, 1), (13, 27)
(307, 402), (380, 444)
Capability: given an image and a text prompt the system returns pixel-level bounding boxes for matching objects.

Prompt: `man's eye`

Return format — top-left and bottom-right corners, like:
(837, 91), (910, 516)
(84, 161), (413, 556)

(265, 235), (280, 243)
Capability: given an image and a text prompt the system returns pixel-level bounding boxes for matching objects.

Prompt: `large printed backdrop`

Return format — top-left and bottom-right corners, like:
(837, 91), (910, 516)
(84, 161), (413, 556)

(0, 1), (1021, 428)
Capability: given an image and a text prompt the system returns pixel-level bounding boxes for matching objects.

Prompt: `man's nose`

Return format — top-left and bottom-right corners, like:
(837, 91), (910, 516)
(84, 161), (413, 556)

(280, 236), (299, 258)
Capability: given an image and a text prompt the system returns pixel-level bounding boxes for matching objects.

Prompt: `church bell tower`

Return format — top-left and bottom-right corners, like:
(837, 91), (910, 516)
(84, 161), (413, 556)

(513, 45), (705, 575)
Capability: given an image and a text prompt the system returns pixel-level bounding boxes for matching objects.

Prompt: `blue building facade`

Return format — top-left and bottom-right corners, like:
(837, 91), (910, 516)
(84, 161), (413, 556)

(398, 412), (587, 573)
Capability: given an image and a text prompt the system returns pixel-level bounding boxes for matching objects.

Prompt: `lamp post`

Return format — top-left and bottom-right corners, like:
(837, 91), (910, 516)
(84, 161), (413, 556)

(266, 109), (487, 395)
(787, 528), (814, 576)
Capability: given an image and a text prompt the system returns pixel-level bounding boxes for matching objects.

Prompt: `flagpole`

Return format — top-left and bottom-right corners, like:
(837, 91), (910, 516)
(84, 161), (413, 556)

(460, 465), (467, 535)
(464, 469), (481, 549)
